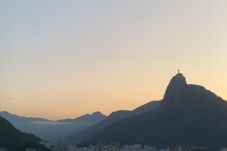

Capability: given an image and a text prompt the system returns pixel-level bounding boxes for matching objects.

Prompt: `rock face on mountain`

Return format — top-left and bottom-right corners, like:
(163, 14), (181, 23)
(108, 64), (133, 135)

(65, 101), (161, 143)
(0, 116), (49, 151)
(0, 111), (106, 142)
(83, 73), (227, 150)
(163, 73), (187, 107)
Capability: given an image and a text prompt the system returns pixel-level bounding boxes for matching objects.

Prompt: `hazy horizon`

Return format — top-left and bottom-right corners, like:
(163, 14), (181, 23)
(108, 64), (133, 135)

(1, 0), (227, 120)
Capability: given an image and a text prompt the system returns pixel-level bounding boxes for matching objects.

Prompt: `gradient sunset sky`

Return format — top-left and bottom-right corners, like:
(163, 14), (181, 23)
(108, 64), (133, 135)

(1, 0), (227, 120)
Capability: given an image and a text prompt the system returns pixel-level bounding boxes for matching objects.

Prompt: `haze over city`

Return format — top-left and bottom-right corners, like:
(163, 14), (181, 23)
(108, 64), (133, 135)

(1, 0), (227, 120)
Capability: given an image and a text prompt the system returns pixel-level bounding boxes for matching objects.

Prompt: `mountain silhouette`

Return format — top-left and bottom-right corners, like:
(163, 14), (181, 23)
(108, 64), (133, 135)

(0, 111), (106, 142)
(65, 100), (161, 143)
(81, 73), (227, 150)
(58, 111), (106, 124)
(0, 116), (49, 151)
(163, 73), (187, 105)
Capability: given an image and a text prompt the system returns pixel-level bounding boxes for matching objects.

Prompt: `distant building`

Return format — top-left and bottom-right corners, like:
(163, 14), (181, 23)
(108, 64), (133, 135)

(190, 147), (208, 151)
(40, 140), (52, 149)
(167, 146), (178, 151)
(143, 145), (157, 151)
(0, 147), (7, 151)
(26, 148), (36, 151)
(167, 146), (188, 151)
(122, 144), (142, 151)
(220, 148), (227, 151)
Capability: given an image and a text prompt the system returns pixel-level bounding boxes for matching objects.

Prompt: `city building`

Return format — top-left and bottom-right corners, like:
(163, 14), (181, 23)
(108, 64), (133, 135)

(26, 148), (37, 151)
(190, 147), (208, 151)
(40, 140), (52, 149)
(0, 147), (7, 151)
(220, 148), (227, 151)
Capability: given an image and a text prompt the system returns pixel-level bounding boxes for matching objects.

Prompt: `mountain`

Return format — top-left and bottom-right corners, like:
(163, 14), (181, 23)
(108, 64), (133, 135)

(0, 116), (50, 151)
(57, 111), (106, 124)
(0, 111), (106, 142)
(82, 73), (227, 150)
(65, 100), (161, 143)
(0, 111), (50, 124)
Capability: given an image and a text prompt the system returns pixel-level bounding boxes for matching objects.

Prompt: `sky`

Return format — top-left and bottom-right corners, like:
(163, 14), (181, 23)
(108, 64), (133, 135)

(0, 0), (227, 120)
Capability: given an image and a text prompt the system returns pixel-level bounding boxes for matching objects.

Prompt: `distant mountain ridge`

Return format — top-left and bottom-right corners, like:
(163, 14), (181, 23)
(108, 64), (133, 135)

(65, 100), (161, 143)
(0, 111), (49, 123)
(0, 111), (106, 142)
(58, 111), (106, 124)
(78, 73), (227, 150)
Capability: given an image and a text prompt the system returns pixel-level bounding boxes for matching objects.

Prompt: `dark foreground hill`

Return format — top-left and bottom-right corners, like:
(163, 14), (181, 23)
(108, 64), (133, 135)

(84, 73), (227, 150)
(0, 116), (50, 151)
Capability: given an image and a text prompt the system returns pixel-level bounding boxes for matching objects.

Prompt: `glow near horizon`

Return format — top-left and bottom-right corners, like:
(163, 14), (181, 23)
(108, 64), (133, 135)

(0, 0), (227, 120)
